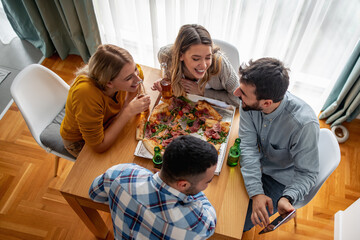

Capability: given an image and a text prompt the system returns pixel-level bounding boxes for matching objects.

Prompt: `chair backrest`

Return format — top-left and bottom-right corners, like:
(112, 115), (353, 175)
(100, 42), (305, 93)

(213, 39), (240, 71)
(334, 198), (360, 240)
(294, 128), (341, 209)
(10, 64), (69, 149)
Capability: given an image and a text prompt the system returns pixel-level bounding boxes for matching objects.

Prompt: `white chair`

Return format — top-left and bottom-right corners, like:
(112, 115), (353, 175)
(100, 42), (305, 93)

(213, 39), (240, 71)
(10, 64), (76, 176)
(293, 128), (341, 225)
(334, 198), (360, 240)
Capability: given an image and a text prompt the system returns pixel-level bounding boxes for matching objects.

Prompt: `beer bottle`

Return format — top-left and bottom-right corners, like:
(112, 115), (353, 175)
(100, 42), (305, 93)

(160, 62), (172, 101)
(152, 146), (163, 169)
(227, 138), (241, 166)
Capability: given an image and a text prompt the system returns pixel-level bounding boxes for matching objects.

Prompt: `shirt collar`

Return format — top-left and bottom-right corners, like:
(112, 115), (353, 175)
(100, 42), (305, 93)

(261, 92), (288, 120)
(152, 173), (196, 203)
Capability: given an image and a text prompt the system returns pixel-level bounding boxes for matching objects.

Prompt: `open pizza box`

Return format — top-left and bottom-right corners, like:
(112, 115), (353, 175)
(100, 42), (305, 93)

(134, 94), (236, 175)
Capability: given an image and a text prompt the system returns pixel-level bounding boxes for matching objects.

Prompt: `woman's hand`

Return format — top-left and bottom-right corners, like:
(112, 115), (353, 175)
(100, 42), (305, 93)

(181, 78), (204, 96)
(94, 95), (150, 154)
(124, 95), (151, 115)
(151, 79), (162, 92)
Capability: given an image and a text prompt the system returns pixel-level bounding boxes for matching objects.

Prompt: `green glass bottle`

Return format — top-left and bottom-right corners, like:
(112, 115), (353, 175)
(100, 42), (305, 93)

(152, 146), (163, 169)
(227, 138), (241, 166)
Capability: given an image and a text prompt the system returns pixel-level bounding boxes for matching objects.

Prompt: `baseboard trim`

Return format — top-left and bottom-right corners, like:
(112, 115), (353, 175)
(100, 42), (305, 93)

(38, 56), (45, 64)
(0, 99), (13, 120)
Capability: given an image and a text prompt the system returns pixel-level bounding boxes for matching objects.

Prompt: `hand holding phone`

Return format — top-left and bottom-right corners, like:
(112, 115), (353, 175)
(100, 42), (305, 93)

(258, 209), (296, 234)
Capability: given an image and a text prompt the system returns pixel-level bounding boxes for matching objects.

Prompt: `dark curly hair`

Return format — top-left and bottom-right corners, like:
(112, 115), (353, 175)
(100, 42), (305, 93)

(239, 58), (289, 103)
(161, 135), (218, 183)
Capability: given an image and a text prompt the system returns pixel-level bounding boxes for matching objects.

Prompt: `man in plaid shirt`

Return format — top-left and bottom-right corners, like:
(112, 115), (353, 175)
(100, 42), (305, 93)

(89, 135), (217, 239)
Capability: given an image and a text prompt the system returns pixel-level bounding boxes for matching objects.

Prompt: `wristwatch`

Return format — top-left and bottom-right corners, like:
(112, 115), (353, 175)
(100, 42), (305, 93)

(278, 195), (294, 205)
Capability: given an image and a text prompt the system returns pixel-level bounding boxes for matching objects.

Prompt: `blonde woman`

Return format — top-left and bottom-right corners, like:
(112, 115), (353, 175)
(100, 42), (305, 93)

(60, 44), (151, 157)
(152, 24), (240, 106)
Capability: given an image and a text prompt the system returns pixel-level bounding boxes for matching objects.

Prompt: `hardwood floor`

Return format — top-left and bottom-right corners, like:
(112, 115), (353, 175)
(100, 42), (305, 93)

(0, 54), (359, 239)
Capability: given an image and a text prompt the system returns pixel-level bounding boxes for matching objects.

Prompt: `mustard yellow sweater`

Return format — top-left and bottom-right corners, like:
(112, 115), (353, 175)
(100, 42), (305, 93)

(60, 65), (143, 146)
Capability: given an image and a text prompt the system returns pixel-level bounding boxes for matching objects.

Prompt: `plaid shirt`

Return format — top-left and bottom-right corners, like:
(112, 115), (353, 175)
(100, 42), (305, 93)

(89, 163), (216, 240)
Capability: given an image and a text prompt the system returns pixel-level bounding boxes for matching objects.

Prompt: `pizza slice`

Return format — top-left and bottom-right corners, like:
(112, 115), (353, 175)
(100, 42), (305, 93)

(137, 101), (172, 140)
(220, 121), (231, 133)
(204, 118), (218, 128)
(204, 119), (231, 150)
(136, 111), (149, 140)
(142, 129), (180, 155)
(149, 102), (170, 122)
(204, 119), (231, 134)
(142, 138), (159, 155)
(196, 100), (223, 121)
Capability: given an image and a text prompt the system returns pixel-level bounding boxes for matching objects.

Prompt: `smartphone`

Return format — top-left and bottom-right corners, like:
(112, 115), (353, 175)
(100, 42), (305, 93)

(258, 209), (296, 234)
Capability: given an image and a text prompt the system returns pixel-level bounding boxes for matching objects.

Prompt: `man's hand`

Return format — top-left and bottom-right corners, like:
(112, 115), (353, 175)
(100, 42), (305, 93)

(251, 194), (274, 228)
(277, 197), (296, 223)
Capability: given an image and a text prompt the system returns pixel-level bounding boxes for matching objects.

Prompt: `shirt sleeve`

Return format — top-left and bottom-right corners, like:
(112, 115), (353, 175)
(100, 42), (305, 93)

(204, 52), (240, 107)
(204, 88), (239, 107)
(191, 192), (217, 238)
(89, 164), (136, 203)
(239, 107), (264, 198)
(282, 122), (320, 204)
(72, 84), (105, 146)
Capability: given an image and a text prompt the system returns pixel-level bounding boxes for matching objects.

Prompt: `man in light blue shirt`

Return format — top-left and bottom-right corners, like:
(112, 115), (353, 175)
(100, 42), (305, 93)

(233, 58), (319, 231)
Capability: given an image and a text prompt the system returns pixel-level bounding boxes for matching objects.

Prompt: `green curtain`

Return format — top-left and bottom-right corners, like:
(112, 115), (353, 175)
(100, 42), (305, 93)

(1, 0), (101, 62)
(319, 40), (360, 127)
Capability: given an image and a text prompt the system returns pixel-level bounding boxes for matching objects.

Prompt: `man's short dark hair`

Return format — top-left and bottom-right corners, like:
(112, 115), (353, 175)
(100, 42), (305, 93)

(239, 58), (289, 103)
(161, 135), (218, 183)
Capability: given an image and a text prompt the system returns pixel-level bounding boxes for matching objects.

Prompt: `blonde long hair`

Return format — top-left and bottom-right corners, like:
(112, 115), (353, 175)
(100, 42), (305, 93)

(77, 44), (134, 90)
(170, 24), (222, 96)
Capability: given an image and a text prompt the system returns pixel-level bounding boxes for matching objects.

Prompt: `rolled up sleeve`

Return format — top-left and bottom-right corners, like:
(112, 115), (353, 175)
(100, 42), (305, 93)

(239, 107), (264, 198)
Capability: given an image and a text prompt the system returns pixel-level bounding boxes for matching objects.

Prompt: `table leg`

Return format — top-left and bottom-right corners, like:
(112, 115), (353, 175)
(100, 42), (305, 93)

(61, 193), (109, 239)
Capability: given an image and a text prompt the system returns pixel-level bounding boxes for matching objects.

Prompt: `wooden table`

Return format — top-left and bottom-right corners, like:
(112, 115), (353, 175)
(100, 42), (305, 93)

(60, 65), (249, 240)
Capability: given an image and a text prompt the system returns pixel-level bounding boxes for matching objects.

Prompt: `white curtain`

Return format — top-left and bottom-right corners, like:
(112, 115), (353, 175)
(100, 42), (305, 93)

(93, 0), (360, 113)
(0, 1), (17, 44)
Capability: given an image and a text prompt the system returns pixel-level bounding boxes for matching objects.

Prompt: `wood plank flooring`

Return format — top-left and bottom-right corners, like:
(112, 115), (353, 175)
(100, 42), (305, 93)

(0, 54), (359, 239)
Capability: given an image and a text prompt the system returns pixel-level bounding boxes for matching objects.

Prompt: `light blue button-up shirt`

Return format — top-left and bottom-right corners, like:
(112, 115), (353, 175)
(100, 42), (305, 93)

(239, 92), (319, 204)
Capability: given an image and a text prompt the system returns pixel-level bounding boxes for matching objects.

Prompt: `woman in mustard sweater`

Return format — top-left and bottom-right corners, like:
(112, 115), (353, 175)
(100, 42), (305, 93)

(60, 44), (151, 157)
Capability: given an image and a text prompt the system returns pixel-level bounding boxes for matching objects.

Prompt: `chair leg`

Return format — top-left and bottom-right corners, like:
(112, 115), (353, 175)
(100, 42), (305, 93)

(294, 214), (297, 227)
(54, 156), (60, 177)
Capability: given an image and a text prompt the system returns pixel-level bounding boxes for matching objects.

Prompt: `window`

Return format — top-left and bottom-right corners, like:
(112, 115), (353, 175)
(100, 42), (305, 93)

(0, 1), (18, 44)
(93, 0), (360, 113)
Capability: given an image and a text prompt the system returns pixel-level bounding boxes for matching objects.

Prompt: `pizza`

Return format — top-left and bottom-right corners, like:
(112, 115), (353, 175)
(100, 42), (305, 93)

(136, 96), (231, 155)
(135, 111), (149, 140)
